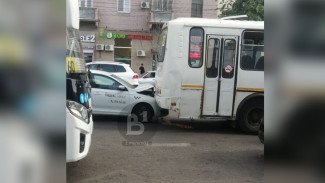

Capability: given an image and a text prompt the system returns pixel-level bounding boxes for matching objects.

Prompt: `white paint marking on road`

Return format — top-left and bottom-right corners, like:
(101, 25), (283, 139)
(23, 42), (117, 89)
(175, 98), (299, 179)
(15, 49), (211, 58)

(146, 143), (191, 147)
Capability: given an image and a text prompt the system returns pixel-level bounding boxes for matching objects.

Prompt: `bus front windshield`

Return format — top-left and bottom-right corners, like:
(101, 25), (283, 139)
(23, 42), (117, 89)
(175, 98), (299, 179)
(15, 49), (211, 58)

(157, 28), (168, 62)
(66, 28), (86, 74)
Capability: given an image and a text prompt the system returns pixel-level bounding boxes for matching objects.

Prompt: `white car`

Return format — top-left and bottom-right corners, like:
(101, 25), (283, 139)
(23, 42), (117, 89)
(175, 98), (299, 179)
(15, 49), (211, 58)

(86, 61), (139, 86)
(138, 71), (156, 86)
(89, 70), (168, 121)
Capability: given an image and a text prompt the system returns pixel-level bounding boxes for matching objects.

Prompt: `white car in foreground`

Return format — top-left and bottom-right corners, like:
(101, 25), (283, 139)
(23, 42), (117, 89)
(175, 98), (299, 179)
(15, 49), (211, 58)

(86, 61), (139, 86)
(89, 70), (168, 121)
(138, 71), (156, 86)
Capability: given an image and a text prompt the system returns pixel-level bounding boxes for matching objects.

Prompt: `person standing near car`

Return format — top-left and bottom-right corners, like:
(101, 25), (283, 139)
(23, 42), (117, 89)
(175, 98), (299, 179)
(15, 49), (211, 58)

(139, 63), (145, 75)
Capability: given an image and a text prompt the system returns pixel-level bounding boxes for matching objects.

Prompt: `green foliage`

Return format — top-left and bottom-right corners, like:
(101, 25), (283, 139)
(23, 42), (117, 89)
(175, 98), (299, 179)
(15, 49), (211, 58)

(220, 0), (264, 21)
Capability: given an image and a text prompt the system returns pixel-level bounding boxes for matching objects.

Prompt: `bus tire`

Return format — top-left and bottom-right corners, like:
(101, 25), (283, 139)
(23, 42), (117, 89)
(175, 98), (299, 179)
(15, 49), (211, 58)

(132, 103), (154, 123)
(238, 99), (264, 135)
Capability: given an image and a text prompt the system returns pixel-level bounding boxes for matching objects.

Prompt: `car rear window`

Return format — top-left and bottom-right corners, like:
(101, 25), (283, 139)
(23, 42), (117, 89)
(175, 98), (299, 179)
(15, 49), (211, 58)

(115, 65), (126, 72)
(88, 64), (98, 70)
(100, 64), (115, 72)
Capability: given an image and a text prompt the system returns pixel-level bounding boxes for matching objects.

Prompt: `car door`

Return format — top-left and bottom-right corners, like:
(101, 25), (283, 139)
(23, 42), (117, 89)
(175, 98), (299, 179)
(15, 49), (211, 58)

(90, 74), (130, 115)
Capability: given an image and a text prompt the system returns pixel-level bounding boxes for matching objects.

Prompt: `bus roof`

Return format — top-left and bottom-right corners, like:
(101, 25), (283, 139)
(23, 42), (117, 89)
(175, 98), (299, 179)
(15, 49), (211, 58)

(168, 18), (264, 30)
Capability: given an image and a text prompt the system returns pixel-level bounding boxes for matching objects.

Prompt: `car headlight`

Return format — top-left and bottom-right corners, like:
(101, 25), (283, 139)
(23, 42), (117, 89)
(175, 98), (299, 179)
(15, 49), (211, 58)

(66, 100), (89, 123)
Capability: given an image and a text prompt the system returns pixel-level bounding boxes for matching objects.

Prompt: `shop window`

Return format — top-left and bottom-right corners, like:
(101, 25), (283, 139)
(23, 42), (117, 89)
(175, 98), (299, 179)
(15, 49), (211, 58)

(240, 31), (264, 71)
(191, 0), (203, 17)
(188, 27), (204, 68)
(114, 38), (131, 65)
(117, 0), (131, 13)
(84, 52), (93, 63)
(115, 38), (131, 47)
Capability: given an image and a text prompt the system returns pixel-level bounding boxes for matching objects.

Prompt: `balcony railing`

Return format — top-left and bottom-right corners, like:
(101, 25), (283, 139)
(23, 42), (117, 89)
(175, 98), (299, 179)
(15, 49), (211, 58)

(150, 12), (173, 23)
(79, 7), (99, 22)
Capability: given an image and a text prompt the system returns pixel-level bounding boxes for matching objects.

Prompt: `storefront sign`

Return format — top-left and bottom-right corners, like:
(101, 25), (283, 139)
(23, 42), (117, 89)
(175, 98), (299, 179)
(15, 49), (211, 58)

(127, 35), (153, 40)
(107, 32), (126, 39)
(80, 35), (95, 42)
(105, 31), (153, 40)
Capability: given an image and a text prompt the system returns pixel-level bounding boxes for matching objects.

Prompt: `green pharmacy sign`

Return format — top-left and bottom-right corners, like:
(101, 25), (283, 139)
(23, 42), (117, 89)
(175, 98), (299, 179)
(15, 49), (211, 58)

(107, 32), (126, 39)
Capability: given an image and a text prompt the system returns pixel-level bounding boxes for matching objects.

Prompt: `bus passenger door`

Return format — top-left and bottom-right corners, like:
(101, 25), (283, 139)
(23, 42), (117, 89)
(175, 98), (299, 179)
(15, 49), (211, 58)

(202, 36), (222, 115)
(202, 35), (238, 116)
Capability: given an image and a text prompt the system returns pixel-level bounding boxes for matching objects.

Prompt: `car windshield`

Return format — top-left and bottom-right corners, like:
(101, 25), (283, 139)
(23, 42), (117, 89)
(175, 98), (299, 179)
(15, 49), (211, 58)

(111, 74), (136, 89)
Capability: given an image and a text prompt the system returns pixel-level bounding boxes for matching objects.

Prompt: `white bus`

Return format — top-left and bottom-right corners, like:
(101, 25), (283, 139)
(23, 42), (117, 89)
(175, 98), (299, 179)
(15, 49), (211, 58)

(155, 18), (264, 134)
(66, 0), (93, 162)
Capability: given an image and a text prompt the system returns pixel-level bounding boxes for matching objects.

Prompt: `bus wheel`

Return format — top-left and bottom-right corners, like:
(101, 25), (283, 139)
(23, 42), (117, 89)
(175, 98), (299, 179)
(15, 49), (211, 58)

(132, 103), (154, 123)
(238, 99), (264, 135)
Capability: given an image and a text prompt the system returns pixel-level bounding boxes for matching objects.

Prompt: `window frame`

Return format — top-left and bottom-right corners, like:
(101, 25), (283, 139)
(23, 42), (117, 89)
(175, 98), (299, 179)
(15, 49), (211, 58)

(191, 0), (203, 17)
(188, 27), (205, 68)
(239, 30), (264, 71)
(205, 38), (220, 78)
(117, 0), (131, 13)
(99, 64), (116, 73)
(90, 74), (122, 90)
(221, 39), (236, 79)
(80, 0), (93, 8)
(151, 0), (173, 12)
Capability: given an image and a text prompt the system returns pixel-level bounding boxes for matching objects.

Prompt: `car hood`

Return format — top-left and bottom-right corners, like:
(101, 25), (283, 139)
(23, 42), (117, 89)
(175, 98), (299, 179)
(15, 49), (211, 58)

(134, 83), (154, 92)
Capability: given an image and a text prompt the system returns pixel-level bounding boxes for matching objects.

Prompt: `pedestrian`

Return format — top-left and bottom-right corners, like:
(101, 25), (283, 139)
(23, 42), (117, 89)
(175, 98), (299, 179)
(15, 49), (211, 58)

(139, 63), (145, 75)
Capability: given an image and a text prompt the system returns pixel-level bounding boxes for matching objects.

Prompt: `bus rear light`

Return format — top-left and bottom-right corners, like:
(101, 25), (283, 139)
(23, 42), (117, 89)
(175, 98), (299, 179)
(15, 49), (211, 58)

(133, 75), (138, 79)
(171, 102), (176, 106)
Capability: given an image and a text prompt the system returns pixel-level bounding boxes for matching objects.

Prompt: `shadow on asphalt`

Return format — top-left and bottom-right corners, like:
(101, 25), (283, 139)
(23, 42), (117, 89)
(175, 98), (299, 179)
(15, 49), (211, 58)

(92, 115), (250, 136)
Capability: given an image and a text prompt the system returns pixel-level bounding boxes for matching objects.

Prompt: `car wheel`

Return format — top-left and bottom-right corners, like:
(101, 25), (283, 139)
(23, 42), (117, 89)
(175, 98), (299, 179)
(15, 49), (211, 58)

(132, 103), (154, 122)
(238, 99), (264, 135)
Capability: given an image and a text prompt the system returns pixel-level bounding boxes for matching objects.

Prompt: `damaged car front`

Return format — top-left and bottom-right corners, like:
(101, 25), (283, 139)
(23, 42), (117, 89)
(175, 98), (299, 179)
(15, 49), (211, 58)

(90, 70), (168, 121)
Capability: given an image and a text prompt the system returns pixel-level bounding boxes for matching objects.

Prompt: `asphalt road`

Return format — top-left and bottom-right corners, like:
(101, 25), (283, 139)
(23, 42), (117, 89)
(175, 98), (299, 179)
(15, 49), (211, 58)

(67, 113), (264, 183)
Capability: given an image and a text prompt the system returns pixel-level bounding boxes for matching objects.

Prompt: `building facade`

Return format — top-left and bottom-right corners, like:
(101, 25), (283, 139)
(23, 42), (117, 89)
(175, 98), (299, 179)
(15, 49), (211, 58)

(79, 0), (218, 74)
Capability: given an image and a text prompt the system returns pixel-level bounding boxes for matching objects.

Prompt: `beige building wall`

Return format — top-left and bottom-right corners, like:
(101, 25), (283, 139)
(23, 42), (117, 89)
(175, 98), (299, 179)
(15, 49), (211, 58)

(81, 0), (220, 73)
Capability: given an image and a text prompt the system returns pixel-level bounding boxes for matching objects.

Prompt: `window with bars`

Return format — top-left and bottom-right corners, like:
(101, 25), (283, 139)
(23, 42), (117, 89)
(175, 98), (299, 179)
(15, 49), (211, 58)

(191, 0), (203, 17)
(80, 0), (93, 7)
(118, 0), (131, 13)
(152, 0), (173, 11)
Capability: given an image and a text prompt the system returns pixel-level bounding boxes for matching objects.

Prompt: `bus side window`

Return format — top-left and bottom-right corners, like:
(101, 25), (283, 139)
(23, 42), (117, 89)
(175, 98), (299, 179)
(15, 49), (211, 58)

(240, 31), (264, 71)
(222, 39), (236, 78)
(188, 27), (204, 68)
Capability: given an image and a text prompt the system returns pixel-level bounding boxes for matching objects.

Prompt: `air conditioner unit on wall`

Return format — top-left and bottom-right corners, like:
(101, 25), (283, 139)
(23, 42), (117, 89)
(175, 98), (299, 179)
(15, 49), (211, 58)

(137, 50), (146, 57)
(105, 45), (114, 51)
(140, 2), (150, 9)
(96, 44), (104, 51)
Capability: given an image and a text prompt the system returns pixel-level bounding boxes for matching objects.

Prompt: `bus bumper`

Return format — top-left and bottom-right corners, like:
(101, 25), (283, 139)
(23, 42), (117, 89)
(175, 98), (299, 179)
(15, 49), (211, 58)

(66, 109), (93, 162)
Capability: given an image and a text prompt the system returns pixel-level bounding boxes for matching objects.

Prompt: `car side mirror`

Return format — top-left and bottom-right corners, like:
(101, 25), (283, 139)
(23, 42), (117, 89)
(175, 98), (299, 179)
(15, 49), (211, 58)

(118, 85), (126, 91)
